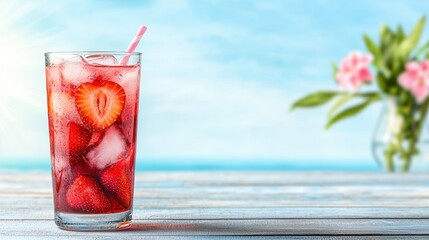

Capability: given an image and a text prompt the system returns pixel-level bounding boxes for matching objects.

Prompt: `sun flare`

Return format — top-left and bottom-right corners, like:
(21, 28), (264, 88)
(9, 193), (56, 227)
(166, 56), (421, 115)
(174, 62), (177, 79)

(0, 1), (48, 137)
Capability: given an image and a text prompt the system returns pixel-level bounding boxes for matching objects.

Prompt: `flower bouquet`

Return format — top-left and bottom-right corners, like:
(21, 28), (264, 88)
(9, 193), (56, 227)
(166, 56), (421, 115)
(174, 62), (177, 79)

(291, 17), (429, 172)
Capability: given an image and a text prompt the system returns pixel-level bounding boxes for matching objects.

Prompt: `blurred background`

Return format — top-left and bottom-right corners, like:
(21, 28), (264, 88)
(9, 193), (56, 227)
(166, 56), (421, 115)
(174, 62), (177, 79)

(0, 0), (427, 171)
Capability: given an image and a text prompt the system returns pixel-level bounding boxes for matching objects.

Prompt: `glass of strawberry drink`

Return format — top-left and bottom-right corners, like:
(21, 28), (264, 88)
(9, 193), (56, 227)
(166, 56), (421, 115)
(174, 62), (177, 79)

(45, 52), (140, 231)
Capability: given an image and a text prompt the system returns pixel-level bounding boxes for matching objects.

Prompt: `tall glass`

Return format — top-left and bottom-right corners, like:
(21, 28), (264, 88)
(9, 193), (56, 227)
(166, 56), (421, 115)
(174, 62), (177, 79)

(44, 52), (141, 231)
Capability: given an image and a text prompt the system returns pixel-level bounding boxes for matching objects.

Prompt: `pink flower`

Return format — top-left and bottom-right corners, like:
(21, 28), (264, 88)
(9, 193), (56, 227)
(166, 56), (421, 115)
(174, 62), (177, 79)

(399, 60), (429, 103)
(336, 51), (373, 91)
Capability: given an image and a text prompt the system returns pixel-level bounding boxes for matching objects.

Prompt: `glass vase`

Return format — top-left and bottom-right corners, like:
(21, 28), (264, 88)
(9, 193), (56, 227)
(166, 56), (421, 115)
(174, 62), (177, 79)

(372, 97), (429, 172)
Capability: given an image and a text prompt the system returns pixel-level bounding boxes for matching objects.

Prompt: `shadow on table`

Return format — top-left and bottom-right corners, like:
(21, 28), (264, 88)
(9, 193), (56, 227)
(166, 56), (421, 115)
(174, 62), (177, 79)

(124, 221), (260, 235)
(126, 222), (202, 232)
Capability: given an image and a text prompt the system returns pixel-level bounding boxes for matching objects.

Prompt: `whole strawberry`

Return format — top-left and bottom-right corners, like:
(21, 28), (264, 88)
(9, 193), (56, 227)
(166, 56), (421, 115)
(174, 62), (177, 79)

(66, 175), (110, 213)
(100, 160), (132, 208)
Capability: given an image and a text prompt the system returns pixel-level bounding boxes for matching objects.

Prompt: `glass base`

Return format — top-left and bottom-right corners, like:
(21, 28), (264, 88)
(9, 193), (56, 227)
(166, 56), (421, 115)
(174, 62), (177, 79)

(55, 210), (132, 231)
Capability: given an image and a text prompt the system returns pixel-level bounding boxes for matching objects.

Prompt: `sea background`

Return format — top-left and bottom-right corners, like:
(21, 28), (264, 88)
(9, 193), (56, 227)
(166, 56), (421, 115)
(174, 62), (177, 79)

(0, 158), (380, 171)
(0, 0), (427, 172)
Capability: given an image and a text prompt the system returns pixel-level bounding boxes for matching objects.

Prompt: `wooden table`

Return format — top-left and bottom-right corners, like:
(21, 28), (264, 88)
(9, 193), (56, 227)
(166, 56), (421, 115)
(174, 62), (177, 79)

(1, 171), (429, 239)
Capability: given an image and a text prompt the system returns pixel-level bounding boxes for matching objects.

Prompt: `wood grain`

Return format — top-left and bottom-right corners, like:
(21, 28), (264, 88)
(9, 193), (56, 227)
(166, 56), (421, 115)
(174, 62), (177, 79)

(1, 171), (429, 238)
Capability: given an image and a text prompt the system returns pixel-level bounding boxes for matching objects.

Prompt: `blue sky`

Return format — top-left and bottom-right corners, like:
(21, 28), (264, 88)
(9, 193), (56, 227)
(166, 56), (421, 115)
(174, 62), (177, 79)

(1, 0), (429, 167)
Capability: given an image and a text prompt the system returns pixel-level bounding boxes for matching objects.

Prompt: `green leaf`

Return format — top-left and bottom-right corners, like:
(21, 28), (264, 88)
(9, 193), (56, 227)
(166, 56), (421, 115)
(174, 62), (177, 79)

(325, 96), (379, 129)
(291, 91), (339, 111)
(380, 24), (394, 51)
(379, 66), (391, 78)
(392, 58), (404, 75)
(396, 25), (405, 42)
(363, 34), (390, 77)
(355, 92), (381, 99)
(376, 74), (389, 94)
(415, 40), (429, 57)
(328, 93), (353, 118)
(331, 62), (339, 80)
(363, 34), (381, 59)
(395, 16), (426, 59)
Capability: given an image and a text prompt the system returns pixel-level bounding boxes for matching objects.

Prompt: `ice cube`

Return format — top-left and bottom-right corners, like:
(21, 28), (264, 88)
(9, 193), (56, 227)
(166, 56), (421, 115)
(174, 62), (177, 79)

(124, 143), (135, 167)
(49, 91), (82, 125)
(46, 65), (62, 87)
(85, 55), (118, 66)
(54, 155), (69, 177)
(60, 56), (93, 87)
(51, 57), (65, 66)
(116, 67), (140, 102)
(85, 125), (128, 170)
(116, 67), (140, 135)
(120, 120), (136, 144)
(52, 155), (78, 193)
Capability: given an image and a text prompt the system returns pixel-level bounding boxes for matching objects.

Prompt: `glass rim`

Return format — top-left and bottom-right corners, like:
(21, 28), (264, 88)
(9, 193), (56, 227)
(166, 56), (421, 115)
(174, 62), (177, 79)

(44, 51), (142, 56)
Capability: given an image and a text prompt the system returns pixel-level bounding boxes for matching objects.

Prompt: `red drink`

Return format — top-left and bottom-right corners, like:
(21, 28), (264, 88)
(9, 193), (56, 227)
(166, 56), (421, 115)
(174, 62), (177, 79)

(45, 52), (140, 230)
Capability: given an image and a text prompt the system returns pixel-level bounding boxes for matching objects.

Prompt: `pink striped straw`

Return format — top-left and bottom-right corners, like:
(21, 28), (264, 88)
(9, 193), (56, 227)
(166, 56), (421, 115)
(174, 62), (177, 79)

(119, 25), (147, 65)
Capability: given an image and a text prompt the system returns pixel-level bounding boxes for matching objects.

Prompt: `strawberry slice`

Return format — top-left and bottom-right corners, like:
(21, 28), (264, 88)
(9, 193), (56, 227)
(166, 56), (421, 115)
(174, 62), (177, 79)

(67, 122), (92, 155)
(100, 160), (132, 208)
(66, 175), (111, 213)
(75, 81), (126, 131)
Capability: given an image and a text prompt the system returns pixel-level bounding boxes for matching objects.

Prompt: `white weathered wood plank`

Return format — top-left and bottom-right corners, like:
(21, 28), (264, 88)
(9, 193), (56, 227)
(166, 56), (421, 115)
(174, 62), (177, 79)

(5, 206), (429, 220)
(3, 236), (428, 240)
(3, 189), (429, 219)
(2, 219), (429, 236)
